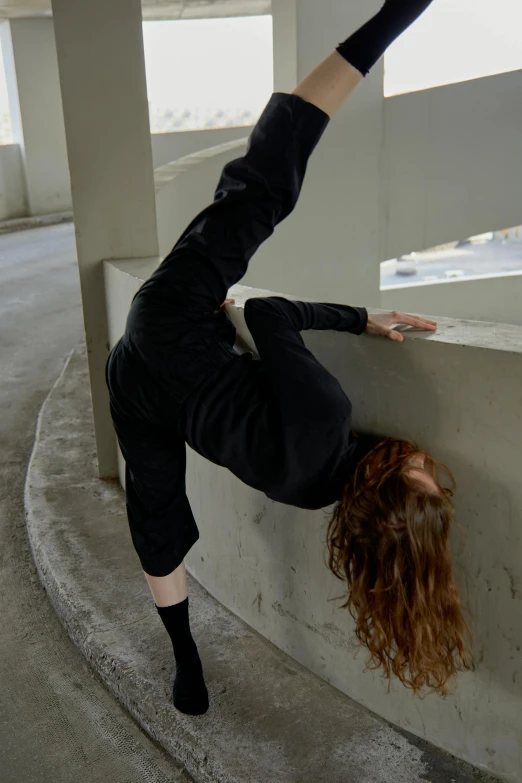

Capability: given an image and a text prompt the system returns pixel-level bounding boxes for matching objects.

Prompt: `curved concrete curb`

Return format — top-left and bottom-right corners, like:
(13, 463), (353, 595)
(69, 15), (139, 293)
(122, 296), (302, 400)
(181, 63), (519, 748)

(24, 344), (501, 783)
(0, 211), (73, 235)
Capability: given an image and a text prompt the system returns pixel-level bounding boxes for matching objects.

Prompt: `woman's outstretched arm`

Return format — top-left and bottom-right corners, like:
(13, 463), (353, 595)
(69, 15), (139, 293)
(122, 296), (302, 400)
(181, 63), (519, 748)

(293, 0), (435, 117)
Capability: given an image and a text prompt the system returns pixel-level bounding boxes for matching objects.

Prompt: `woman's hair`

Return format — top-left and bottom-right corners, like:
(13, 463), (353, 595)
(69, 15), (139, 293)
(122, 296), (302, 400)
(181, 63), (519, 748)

(327, 437), (474, 696)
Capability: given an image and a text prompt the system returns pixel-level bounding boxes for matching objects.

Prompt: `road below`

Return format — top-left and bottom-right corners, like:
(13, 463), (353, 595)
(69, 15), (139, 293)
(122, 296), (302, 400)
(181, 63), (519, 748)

(381, 239), (522, 288)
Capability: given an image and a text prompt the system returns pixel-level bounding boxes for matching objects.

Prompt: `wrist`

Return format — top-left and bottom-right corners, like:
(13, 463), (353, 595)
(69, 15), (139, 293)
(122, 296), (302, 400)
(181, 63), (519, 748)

(355, 307), (368, 335)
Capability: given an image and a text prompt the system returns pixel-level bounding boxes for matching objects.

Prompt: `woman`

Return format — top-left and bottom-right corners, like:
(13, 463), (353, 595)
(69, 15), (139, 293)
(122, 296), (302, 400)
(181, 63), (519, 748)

(106, 0), (473, 716)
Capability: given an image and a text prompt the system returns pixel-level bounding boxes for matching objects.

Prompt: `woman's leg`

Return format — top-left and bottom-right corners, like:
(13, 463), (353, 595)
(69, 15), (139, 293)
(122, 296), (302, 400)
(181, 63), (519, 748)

(145, 561), (187, 606)
(106, 395), (207, 713)
(153, 571), (209, 716)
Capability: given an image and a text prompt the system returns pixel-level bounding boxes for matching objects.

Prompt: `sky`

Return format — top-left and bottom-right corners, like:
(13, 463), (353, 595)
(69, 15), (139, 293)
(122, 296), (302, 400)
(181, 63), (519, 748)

(143, 16), (273, 116)
(1, 2), (522, 139)
(384, 0), (522, 95)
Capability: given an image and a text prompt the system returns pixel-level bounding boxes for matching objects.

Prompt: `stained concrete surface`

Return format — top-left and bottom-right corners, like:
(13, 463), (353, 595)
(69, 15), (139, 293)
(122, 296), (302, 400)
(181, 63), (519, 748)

(25, 234), (502, 781)
(0, 210), (73, 235)
(0, 223), (189, 782)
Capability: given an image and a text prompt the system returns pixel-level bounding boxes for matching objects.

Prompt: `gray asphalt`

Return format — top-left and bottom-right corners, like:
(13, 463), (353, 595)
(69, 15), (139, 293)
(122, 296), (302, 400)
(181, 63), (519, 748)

(381, 238), (522, 287)
(0, 224), (185, 783)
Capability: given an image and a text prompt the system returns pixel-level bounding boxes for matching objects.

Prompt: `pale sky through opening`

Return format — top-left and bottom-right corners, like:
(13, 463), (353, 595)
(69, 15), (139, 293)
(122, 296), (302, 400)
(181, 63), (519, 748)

(385, 0), (522, 95)
(1, 3), (522, 142)
(143, 16), (273, 121)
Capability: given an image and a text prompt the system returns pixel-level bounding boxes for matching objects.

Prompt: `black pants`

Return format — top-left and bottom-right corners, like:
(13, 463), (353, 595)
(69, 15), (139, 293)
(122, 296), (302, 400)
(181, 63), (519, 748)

(105, 93), (330, 576)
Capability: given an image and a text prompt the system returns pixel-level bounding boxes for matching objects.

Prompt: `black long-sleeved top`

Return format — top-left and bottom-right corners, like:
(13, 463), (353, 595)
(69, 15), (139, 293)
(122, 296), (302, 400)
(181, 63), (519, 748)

(179, 297), (368, 510)
(106, 93), (372, 575)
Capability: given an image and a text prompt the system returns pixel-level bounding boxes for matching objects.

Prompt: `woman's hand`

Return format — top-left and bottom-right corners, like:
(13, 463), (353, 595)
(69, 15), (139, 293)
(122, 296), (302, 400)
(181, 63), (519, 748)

(215, 298), (235, 314)
(365, 311), (437, 343)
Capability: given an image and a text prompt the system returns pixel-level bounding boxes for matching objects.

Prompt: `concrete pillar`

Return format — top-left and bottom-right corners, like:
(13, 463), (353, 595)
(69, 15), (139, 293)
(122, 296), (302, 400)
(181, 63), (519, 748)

(51, 0), (159, 478)
(244, 0), (384, 306)
(0, 19), (71, 216)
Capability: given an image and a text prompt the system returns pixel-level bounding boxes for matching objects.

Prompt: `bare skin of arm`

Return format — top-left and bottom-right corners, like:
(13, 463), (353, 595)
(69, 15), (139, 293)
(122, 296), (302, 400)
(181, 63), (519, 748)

(293, 51), (363, 117)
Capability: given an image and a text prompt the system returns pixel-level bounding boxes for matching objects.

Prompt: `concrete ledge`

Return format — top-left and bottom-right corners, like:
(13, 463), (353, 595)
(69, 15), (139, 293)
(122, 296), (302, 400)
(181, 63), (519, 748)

(0, 211), (73, 235)
(153, 139), (247, 195)
(23, 343), (499, 783)
(152, 127), (253, 169)
(381, 270), (522, 326)
(154, 139), (247, 258)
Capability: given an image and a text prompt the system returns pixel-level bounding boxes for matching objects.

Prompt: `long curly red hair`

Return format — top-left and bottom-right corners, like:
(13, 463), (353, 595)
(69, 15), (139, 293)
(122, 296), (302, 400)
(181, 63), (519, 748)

(328, 437), (474, 695)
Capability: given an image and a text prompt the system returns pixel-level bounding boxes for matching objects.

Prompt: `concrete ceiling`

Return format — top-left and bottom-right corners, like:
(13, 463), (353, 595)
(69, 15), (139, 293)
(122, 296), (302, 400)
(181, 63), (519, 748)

(0, 0), (271, 20)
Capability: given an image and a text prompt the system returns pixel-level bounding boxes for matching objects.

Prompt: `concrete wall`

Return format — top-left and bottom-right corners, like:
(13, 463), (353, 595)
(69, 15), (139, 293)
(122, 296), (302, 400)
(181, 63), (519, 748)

(152, 52), (522, 316)
(0, 129), (248, 222)
(52, 0), (160, 478)
(151, 126), (253, 169)
(381, 271), (522, 327)
(151, 131), (522, 330)
(149, 59), (522, 331)
(261, 0), (384, 308)
(254, 65), (522, 306)
(189, 288), (522, 783)
(382, 70), (522, 260)
(1, 18), (71, 216)
(257, 3), (522, 308)
(0, 142), (26, 220)
(154, 138), (248, 259)
(104, 259), (522, 781)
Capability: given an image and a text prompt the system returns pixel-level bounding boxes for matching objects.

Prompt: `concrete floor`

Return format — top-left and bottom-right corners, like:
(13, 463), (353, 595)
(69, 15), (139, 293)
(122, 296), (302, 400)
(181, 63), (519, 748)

(0, 224), (187, 782)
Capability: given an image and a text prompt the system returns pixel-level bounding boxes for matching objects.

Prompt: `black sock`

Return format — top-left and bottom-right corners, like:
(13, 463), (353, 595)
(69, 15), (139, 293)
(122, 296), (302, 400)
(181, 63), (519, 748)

(336, 0), (435, 76)
(156, 597), (209, 715)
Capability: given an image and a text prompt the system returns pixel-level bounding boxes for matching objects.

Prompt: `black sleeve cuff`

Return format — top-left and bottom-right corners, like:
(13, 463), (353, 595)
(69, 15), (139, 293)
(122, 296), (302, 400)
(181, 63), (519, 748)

(353, 307), (368, 335)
